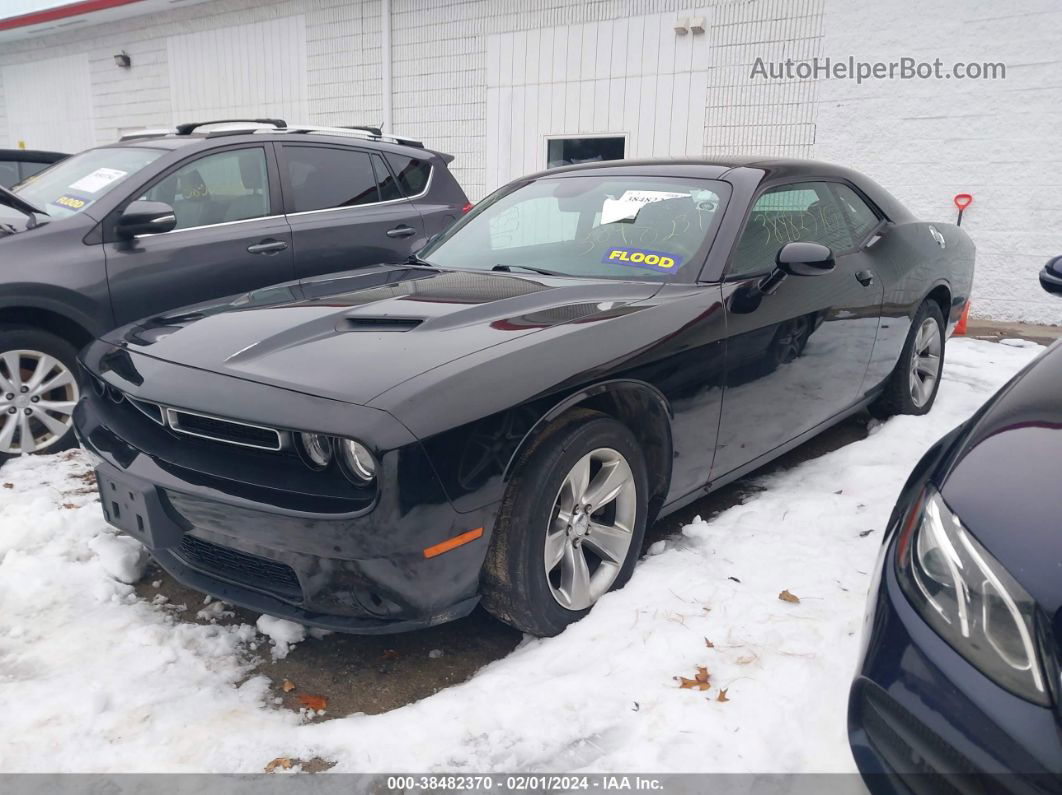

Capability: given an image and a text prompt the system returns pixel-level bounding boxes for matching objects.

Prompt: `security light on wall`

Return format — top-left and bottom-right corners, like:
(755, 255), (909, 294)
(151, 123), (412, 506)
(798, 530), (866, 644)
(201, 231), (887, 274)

(114, 51), (132, 68)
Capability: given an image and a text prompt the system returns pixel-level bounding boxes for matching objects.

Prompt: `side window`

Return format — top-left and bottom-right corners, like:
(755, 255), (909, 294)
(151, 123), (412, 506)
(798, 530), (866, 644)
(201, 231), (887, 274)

(284, 146), (379, 212)
(729, 181), (851, 278)
(488, 196), (579, 250)
(384, 153), (432, 197)
(0, 161), (18, 189)
(371, 154), (403, 202)
(832, 183), (880, 244)
(141, 148), (270, 231)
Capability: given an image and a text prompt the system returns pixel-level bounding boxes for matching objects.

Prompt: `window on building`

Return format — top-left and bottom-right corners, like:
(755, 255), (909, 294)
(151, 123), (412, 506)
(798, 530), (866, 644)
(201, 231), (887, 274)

(547, 137), (625, 169)
(729, 182), (851, 278)
(141, 147), (270, 230)
(384, 153), (432, 197)
(284, 146), (379, 212)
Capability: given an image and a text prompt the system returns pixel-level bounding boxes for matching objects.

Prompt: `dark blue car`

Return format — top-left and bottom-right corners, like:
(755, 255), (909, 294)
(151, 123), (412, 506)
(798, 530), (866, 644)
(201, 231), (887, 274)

(849, 259), (1062, 793)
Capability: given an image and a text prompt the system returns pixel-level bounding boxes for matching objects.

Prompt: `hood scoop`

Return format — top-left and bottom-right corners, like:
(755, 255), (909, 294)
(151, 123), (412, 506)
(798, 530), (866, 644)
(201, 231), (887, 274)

(336, 316), (424, 332)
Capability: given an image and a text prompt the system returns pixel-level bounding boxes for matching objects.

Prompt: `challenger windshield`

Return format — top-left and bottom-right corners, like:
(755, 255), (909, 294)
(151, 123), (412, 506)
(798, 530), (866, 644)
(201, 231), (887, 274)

(421, 175), (730, 282)
(12, 147), (164, 220)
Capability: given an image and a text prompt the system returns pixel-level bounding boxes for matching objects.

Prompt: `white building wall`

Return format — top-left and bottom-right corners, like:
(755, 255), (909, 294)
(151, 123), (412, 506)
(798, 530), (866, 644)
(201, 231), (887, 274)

(0, 0), (1059, 323)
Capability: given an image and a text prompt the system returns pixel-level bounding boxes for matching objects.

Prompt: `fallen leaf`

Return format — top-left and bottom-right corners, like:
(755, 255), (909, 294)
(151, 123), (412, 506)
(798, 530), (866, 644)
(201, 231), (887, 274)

(265, 757), (294, 773)
(779, 589), (800, 603)
(704, 638), (714, 649)
(632, 701), (640, 712)
(695, 665), (710, 684)
(297, 693), (327, 711)
(676, 676), (709, 691)
(281, 679), (296, 693)
(859, 529), (875, 538)
(833, 489), (843, 494)
(728, 576), (741, 583)
(2, 483), (12, 489)
(61, 503), (77, 509)
(717, 688), (730, 702)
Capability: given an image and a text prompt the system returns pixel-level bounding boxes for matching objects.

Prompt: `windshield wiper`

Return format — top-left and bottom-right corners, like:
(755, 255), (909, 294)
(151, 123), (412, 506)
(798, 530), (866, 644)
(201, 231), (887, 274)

(0, 185), (49, 228)
(492, 263), (568, 278)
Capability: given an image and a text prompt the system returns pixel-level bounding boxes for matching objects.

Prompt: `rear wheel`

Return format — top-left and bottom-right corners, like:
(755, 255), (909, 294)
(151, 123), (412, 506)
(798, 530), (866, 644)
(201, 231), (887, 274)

(869, 301), (945, 418)
(0, 327), (81, 461)
(481, 411), (648, 636)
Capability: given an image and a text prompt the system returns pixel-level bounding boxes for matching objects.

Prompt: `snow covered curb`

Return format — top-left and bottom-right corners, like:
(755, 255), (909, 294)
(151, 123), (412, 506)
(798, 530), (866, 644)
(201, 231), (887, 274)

(0, 339), (1042, 772)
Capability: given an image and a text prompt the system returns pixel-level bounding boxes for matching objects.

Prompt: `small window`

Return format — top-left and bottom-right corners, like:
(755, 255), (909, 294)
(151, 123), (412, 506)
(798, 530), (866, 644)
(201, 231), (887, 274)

(832, 183), (880, 244)
(372, 154), (403, 202)
(142, 148), (270, 230)
(729, 182), (851, 278)
(384, 153), (432, 197)
(0, 161), (18, 189)
(285, 146), (379, 212)
(547, 136), (625, 169)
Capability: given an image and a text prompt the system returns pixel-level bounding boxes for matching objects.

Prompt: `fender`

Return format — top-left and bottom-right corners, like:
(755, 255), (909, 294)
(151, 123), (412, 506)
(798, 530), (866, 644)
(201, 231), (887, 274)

(0, 284), (106, 341)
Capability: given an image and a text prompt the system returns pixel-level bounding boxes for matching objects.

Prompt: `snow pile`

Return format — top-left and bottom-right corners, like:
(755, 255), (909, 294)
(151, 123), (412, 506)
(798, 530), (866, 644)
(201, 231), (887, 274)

(0, 339), (1043, 773)
(88, 533), (149, 584)
(256, 615), (307, 660)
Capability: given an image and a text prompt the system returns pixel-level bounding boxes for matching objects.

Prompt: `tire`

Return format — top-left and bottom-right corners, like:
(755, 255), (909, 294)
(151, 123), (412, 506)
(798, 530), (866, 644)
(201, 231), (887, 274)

(869, 301), (945, 419)
(0, 326), (82, 462)
(481, 410), (649, 637)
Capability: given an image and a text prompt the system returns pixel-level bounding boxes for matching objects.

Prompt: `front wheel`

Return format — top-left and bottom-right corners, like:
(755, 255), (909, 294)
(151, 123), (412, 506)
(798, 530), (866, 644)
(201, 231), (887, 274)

(869, 301), (945, 418)
(481, 411), (649, 636)
(0, 327), (82, 461)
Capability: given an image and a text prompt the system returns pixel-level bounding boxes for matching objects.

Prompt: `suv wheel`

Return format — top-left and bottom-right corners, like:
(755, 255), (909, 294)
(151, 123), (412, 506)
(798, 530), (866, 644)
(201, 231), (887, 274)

(0, 327), (81, 461)
(481, 411), (648, 636)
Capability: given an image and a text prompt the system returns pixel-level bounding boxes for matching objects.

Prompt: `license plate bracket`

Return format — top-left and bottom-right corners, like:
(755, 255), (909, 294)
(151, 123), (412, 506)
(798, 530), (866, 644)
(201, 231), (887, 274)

(96, 468), (184, 549)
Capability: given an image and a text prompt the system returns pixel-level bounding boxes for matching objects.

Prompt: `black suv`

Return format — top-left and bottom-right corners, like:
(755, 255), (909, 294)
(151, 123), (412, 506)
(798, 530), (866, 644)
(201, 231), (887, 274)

(0, 119), (468, 460)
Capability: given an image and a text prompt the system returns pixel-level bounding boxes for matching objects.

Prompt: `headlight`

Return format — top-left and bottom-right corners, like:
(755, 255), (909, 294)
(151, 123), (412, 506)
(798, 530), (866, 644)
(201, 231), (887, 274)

(295, 432), (332, 470)
(895, 486), (1049, 705)
(338, 438), (376, 483)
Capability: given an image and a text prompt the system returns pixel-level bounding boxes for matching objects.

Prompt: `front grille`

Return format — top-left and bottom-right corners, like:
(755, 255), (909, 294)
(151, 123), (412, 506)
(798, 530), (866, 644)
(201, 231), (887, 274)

(177, 535), (302, 600)
(166, 408), (282, 451)
(858, 684), (985, 794)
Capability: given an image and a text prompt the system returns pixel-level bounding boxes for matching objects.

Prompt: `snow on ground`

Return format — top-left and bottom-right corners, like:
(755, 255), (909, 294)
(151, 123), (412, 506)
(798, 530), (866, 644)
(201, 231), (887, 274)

(0, 338), (1044, 773)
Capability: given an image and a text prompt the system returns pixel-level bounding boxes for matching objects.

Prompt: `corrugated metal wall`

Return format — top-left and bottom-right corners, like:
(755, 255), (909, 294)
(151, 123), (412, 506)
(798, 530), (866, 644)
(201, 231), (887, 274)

(1, 54), (95, 152)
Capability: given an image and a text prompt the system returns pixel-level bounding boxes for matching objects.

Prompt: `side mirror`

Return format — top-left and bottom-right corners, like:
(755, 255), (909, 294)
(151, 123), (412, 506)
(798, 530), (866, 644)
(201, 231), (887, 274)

(117, 200), (177, 238)
(1040, 255), (1062, 296)
(776, 242), (835, 276)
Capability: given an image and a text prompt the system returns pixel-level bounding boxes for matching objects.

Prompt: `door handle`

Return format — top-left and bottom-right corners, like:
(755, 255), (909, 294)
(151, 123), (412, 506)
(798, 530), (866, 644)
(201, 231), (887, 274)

(386, 225), (416, 239)
(855, 269), (875, 287)
(247, 239), (288, 254)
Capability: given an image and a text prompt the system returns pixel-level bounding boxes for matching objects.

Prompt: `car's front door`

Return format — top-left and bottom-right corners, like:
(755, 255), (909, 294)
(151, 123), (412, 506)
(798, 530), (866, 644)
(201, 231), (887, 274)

(103, 144), (295, 324)
(712, 180), (884, 480)
(278, 144), (425, 279)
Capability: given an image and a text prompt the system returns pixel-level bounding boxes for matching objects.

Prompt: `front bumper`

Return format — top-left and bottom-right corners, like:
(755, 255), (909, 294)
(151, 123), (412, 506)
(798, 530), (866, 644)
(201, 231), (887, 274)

(74, 345), (499, 634)
(849, 538), (1062, 794)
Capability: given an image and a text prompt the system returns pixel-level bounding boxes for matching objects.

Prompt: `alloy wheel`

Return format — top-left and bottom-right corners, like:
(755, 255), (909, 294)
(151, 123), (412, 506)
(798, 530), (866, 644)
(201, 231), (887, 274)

(0, 350), (79, 454)
(909, 317), (942, 407)
(544, 447), (637, 611)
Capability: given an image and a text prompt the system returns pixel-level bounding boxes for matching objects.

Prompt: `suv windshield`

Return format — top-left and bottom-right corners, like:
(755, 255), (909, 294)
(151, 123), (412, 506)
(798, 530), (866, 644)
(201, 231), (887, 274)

(13, 147), (164, 220)
(421, 175), (729, 281)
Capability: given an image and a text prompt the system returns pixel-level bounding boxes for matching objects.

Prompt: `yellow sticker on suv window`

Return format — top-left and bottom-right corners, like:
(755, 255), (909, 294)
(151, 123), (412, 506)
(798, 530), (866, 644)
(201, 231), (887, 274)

(602, 247), (683, 271)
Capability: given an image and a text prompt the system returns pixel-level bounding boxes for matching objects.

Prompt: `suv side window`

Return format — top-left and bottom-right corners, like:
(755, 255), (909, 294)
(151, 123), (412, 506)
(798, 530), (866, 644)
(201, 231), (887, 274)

(0, 161), (18, 189)
(384, 153), (432, 197)
(284, 146), (379, 212)
(831, 183), (881, 245)
(141, 147), (270, 231)
(729, 181), (851, 278)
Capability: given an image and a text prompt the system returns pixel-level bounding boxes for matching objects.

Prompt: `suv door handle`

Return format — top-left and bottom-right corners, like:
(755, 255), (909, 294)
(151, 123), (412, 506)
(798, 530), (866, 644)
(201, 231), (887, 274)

(247, 239), (288, 254)
(386, 225), (416, 239)
(855, 269), (875, 287)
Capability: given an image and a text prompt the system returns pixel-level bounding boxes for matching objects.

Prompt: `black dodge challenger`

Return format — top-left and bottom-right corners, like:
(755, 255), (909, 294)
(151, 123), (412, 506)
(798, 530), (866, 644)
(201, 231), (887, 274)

(73, 158), (974, 636)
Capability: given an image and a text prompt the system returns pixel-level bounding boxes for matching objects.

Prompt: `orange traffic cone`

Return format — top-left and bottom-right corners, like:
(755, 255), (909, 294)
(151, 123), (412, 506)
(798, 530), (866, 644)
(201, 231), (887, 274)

(955, 301), (970, 336)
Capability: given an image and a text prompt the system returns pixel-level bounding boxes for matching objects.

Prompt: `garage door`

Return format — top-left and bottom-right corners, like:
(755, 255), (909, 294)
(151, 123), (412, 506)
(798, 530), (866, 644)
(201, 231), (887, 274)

(2, 54), (95, 152)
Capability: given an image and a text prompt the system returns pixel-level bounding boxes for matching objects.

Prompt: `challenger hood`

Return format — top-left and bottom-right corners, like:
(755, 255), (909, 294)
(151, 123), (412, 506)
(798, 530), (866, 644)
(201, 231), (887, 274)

(109, 266), (660, 405)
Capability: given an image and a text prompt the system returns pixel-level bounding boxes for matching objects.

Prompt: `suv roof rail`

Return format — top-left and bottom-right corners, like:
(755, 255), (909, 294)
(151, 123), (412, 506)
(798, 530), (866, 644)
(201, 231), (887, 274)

(119, 128), (175, 141)
(175, 118), (287, 135)
(282, 122), (424, 149)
